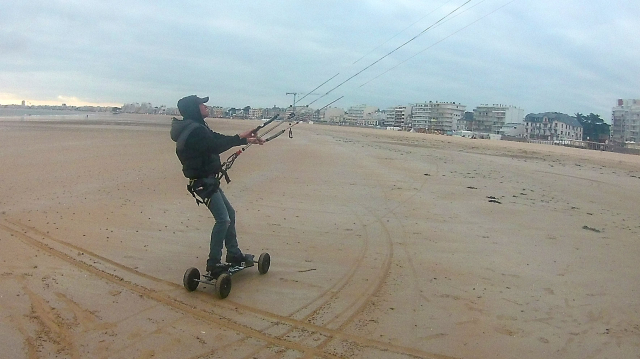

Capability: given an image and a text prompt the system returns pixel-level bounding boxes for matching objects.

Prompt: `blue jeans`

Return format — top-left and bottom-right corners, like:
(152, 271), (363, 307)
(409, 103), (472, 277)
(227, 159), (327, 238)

(206, 189), (242, 268)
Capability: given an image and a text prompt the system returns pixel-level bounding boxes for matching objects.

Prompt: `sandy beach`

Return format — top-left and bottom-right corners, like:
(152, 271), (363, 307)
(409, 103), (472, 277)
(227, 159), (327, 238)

(0, 114), (638, 359)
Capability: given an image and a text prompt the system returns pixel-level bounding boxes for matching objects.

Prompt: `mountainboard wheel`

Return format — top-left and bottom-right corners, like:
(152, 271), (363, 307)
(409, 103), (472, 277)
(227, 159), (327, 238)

(215, 273), (232, 299)
(258, 252), (270, 274)
(183, 267), (200, 292)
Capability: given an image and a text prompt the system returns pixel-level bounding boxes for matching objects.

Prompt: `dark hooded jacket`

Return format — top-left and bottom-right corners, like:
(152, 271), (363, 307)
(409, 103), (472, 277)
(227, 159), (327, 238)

(170, 95), (247, 179)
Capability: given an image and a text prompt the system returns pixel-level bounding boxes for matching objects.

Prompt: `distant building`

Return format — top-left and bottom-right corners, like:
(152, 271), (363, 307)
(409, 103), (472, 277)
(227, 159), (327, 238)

(286, 106), (314, 122)
(411, 103), (431, 130)
(524, 112), (582, 140)
(263, 106), (287, 119)
(473, 104), (524, 134)
(122, 102), (156, 114)
(285, 105), (313, 120)
(498, 123), (526, 137)
(315, 107), (345, 123)
(368, 110), (386, 127)
(210, 106), (225, 118)
(166, 107), (180, 116)
(248, 108), (263, 119)
(385, 105), (411, 130)
(412, 101), (466, 133)
(461, 111), (474, 131)
(612, 99), (640, 144)
(345, 104), (378, 126)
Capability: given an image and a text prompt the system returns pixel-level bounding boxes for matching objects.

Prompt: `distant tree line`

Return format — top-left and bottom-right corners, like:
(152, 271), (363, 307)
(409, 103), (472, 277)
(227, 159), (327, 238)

(575, 113), (610, 142)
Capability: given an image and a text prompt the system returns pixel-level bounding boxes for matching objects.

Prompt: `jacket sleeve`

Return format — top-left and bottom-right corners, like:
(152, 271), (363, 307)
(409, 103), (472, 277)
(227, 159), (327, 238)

(186, 126), (248, 155)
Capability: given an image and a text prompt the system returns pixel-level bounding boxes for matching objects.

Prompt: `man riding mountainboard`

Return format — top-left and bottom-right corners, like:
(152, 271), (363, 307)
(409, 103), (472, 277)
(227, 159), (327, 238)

(170, 95), (264, 278)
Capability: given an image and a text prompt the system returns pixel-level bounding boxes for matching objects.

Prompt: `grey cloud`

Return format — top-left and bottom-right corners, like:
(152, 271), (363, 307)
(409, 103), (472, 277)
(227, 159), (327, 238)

(1, 0), (638, 118)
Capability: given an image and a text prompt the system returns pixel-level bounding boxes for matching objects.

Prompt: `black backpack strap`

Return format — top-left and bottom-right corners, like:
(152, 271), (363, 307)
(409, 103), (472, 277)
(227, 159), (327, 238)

(176, 120), (203, 152)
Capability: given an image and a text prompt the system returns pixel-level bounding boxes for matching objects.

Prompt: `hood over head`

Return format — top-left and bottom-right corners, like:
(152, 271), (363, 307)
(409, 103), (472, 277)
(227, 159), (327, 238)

(170, 116), (195, 143)
(177, 95), (209, 121)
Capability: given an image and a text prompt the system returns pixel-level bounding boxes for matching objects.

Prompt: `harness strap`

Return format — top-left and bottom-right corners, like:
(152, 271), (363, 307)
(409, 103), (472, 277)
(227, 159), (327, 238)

(175, 119), (202, 152)
(187, 179), (207, 206)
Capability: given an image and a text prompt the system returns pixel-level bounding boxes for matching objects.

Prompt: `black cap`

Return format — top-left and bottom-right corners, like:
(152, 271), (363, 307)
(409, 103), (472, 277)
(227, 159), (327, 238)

(177, 95), (209, 120)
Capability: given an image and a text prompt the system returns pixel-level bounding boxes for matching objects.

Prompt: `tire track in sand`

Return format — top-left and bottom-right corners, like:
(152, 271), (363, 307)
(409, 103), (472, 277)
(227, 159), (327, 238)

(1, 220), (456, 359)
(301, 137), (434, 333)
(307, 173), (430, 355)
(282, 138), (443, 357)
(295, 207), (393, 329)
(253, 202), (394, 357)
(0, 220), (336, 359)
(233, 177), (430, 357)
(276, 161), (433, 356)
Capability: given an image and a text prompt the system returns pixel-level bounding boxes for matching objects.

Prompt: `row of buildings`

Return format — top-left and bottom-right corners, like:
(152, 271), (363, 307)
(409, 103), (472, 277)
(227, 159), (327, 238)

(312, 99), (639, 144)
(122, 97), (639, 145)
(315, 102), (586, 142)
(10, 96), (637, 145)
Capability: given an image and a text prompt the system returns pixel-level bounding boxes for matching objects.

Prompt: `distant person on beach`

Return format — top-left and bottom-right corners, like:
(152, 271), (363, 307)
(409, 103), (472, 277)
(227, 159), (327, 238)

(170, 95), (264, 277)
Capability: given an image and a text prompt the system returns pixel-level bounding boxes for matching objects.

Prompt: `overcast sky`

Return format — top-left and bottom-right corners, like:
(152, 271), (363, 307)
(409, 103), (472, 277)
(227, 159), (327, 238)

(1, 0), (638, 120)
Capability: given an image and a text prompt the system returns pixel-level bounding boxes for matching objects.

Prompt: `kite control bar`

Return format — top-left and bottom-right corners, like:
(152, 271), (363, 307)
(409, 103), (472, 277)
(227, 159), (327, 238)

(253, 113), (280, 133)
(218, 112), (296, 183)
(264, 120), (301, 142)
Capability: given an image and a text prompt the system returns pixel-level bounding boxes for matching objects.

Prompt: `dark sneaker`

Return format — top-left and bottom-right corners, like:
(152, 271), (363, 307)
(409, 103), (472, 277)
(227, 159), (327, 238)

(205, 263), (228, 279)
(226, 253), (254, 267)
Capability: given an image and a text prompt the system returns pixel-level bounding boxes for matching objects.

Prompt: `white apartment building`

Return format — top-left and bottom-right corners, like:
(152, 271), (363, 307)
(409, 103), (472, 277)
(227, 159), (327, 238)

(411, 103), (431, 130)
(412, 101), (466, 132)
(612, 99), (640, 144)
(524, 112), (583, 140)
(248, 108), (263, 119)
(473, 104), (524, 134)
(369, 111), (386, 127)
(315, 107), (345, 123)
(345, 104), (378, 126)
(385, 105), (411, 129)
(210, 107), (225, 118)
